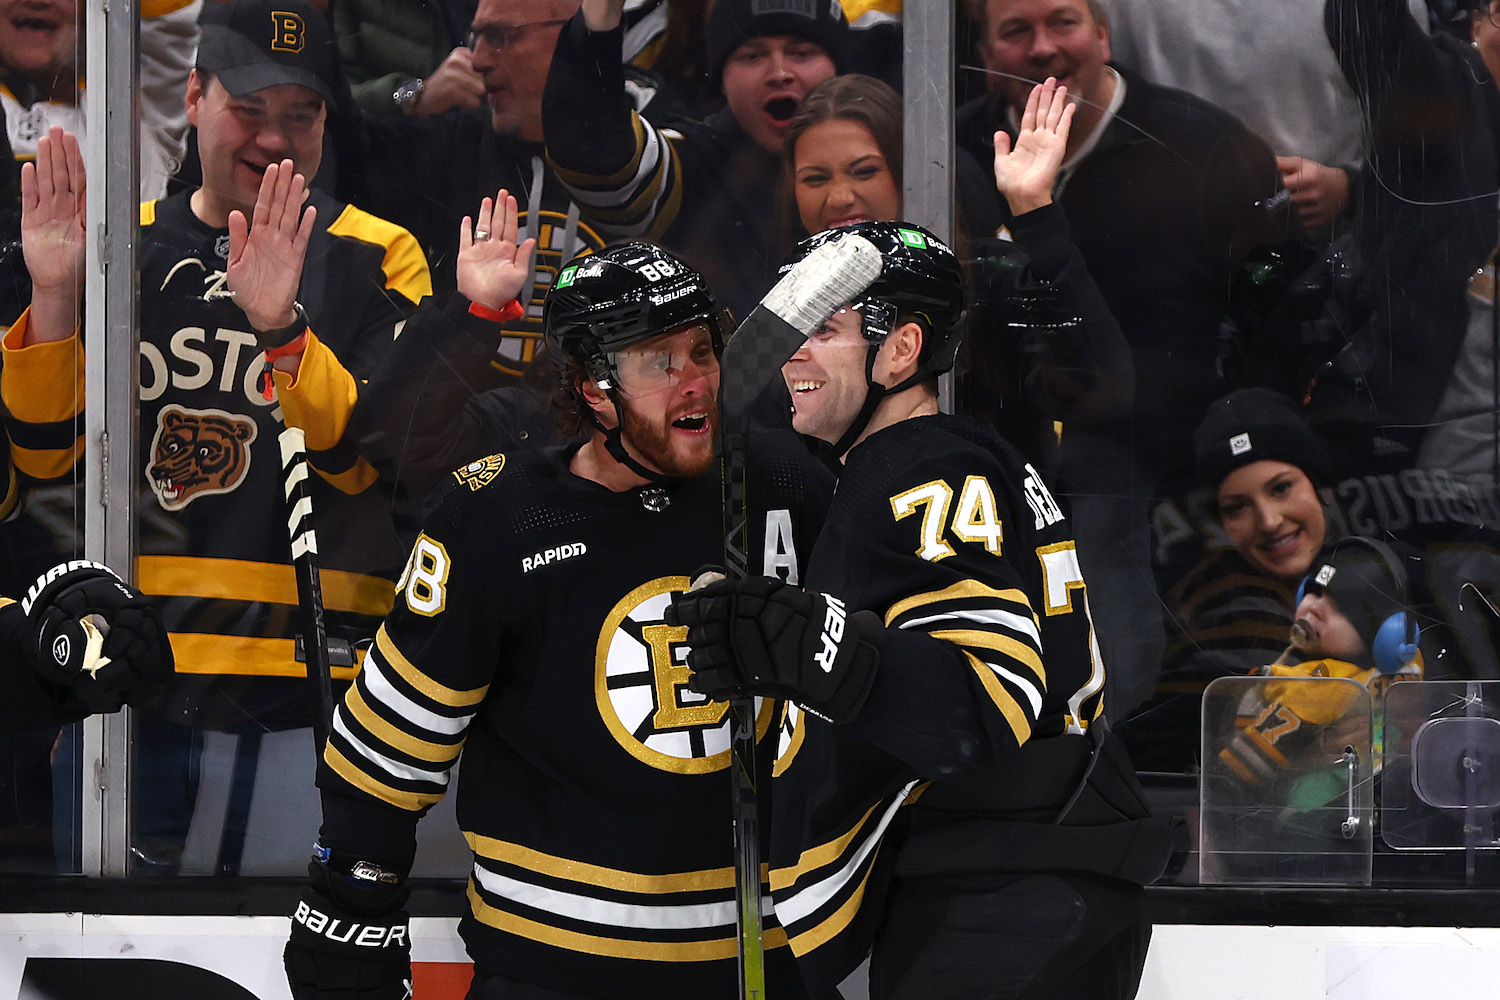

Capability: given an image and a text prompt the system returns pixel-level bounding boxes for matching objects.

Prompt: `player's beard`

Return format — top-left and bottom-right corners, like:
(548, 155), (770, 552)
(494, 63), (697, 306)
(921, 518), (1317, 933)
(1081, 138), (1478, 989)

(620, 396), (719, 479)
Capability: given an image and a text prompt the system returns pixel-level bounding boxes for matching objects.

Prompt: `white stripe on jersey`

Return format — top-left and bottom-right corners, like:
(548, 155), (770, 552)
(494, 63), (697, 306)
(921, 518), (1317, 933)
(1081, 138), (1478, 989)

(360, 651), (474, 737)
(472, 862), (762, 931)
(899, 607), (1042, 647)
(979, 658), (1044, 718)
(775, 779), (918, 927)
(333, 707), (455, 786)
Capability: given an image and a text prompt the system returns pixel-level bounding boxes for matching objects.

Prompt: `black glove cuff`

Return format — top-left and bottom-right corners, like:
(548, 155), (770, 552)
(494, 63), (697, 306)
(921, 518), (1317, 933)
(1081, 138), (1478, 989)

(811, 609), (883, 722)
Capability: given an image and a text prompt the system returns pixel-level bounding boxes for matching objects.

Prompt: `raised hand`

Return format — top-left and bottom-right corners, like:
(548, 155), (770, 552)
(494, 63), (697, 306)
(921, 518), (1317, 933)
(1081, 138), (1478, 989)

(20, 126), (86, 343)
(226, 160), (316, 337)
(993, 77), (1076, 216)
(456, 188), (537, 311)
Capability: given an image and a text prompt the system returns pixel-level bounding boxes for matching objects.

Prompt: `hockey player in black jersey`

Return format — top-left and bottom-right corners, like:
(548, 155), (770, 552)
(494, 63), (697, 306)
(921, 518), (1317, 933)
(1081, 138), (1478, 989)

(670, 222), (1172, 999)
(286, 243), (840, 1000)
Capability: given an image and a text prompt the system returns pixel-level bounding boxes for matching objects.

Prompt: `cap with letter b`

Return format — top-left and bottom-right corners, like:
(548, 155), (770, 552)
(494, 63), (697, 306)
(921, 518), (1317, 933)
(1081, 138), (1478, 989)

(197, 0), (339, 108)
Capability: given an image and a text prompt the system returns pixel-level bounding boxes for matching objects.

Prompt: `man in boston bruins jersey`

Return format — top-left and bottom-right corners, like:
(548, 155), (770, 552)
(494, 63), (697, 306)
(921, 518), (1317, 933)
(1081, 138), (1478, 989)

(670, 223), (1172, 999)
(285, 243), (838, 999)
(1, 0), (429, 873)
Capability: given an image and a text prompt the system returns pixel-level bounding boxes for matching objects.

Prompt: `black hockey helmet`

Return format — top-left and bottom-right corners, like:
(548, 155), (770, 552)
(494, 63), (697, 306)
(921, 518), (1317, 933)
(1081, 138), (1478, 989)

(543, 242), (730, 483)
(780, 222), (967, 455)
(544, 242), (730, 392)
(781, 221), (967, 380)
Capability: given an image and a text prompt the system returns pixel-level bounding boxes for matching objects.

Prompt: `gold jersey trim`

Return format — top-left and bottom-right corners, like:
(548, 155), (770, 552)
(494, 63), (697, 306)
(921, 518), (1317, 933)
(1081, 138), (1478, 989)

(963, 651), (1032, 745)
(465, 832), (755, 894)
(883, 579), (1035, 628)
(323, 741), (446, 812)
(346, 681), (466, 766)
(325, 203), (433, 306)
(374, 625), (489, 709)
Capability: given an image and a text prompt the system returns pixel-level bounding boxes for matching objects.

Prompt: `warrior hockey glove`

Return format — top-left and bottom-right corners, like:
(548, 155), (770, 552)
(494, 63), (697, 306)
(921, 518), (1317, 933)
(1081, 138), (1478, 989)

(667, 574), (883, 723)
(20, 560), (174, 715)
(285, 849), (413, 1000)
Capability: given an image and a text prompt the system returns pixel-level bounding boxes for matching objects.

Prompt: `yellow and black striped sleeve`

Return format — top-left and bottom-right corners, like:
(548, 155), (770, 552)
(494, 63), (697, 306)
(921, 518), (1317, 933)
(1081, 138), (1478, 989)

(319, 487), (504, 820)
(0, 311), (85, 480)
(543, 12), (685, 243)
(273, 332), (378, 494)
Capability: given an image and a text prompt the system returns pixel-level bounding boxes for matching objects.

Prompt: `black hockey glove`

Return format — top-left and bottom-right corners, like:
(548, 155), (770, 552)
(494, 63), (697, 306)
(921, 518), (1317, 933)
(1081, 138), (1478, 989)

(20, 560), (173, 715)
(666, 574), (883, 723)
(285, 849), (413, 1000)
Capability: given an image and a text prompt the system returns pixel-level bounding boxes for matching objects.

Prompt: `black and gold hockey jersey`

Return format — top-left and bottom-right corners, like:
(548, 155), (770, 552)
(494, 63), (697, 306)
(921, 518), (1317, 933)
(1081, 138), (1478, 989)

(317, 436), (833, 999)
(766, 414), (1113, 990)
(0, 189), (430, 728)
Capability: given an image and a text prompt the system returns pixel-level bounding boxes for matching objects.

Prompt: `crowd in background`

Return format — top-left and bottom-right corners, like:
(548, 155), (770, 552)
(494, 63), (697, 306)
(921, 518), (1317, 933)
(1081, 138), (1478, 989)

(0, 0), (1497, 886)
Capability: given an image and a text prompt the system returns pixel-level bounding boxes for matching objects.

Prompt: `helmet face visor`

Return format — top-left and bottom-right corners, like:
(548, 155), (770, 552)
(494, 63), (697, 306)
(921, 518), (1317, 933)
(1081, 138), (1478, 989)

(608, 323), (722, 398)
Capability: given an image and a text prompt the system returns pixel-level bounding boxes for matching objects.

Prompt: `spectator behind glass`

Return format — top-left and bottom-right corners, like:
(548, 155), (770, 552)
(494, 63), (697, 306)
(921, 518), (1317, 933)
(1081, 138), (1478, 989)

(543, 0), (846, 317)
(0, 0), (198, 322)
(333, 0), (483, 118)
(1410, 0), (1500, 476)
(1100, 0), (1430, 236)
(1117, 387), (1334, 772)
(1313, 0), (1500, 474)
(2, 0), (430, 875)
(956, 0), (1294, 718)
(777, 73), (1001, 250)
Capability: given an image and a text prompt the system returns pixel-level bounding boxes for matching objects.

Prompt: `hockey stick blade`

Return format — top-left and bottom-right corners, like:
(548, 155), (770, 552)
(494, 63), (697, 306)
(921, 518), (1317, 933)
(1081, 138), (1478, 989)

(718, 233), (884, 429)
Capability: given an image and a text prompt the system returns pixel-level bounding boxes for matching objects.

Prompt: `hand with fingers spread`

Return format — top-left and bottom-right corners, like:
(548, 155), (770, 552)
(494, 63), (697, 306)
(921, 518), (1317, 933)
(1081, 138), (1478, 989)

(994, 77), (1076, 217)
(457, 188), (537, 311)
(226, 159), (317, 341)
(20, 125), (87, 345)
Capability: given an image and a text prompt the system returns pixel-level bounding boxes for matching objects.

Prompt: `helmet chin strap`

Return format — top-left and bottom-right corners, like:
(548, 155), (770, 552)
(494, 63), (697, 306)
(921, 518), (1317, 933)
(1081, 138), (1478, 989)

(828, 341), (930, 459)
(585, 395), (680, 486)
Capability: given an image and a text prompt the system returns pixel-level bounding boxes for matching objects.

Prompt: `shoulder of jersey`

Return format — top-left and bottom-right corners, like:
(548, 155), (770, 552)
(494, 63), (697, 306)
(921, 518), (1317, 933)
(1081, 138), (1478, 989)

(448, 452), (512, 494)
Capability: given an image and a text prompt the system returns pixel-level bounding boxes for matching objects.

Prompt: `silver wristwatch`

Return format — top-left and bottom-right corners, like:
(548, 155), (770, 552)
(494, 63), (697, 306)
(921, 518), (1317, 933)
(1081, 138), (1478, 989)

(393, 78), (424, 112)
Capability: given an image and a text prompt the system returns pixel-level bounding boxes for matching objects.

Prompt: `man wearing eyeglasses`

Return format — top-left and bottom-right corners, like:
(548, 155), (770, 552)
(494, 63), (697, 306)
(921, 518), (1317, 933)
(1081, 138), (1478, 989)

(335, 0), (671, 490)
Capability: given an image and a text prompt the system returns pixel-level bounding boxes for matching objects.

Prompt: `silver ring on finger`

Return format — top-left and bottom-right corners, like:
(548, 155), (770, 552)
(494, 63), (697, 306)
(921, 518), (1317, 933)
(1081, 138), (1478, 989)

(474, 229), (490, 241)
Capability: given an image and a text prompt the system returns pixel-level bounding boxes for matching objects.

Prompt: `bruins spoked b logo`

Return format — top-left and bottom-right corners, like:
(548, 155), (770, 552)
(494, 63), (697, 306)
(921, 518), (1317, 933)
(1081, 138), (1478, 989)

(596, 577), (772, 774)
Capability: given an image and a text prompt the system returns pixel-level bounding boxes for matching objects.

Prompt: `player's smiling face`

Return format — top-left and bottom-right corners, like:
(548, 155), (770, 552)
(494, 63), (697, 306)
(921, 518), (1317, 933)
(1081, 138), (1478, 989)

(721, 34), (837, 156)
(0, 0), (76, 79)
(783, 305), (874, 445)
(793, 118), (900, 234)
(1215, 460), (1326, 580)
(185, 71), (326, 227)
(611, 323), (721, 478)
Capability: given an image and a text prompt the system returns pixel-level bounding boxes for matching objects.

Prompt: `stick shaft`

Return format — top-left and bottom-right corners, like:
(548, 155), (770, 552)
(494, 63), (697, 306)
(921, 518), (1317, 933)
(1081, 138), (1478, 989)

(279, 427), (335, 752)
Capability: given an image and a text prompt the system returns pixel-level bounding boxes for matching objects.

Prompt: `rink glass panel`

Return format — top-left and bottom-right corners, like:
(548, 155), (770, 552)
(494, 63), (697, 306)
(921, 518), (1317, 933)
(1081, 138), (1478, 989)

(0, 0), (1493, 903)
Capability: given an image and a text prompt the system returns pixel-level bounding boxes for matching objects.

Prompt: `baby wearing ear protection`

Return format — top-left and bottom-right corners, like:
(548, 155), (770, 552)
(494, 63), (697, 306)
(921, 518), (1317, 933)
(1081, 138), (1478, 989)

(1217, 537), (1423, 810)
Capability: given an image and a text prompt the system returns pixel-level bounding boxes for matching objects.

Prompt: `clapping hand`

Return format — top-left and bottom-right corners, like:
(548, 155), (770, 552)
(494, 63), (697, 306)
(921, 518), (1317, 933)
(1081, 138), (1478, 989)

(993, 77), (1075, 216)
(456, 189), (537, 312)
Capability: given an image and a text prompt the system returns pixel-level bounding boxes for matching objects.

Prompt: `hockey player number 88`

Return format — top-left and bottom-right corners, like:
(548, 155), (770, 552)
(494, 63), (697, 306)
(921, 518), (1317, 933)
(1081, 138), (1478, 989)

(397, 535), (452, 617)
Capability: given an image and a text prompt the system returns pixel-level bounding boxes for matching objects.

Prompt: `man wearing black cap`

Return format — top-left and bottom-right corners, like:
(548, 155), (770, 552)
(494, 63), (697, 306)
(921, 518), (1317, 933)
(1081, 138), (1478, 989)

(543, 0), (847, 317)
(1, 0), (431, 874)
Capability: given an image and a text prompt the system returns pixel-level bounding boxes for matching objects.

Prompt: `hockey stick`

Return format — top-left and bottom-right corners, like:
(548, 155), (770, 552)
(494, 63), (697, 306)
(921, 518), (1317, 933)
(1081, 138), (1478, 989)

(712, 232), (883, 999)
(279, 426), (335, 753)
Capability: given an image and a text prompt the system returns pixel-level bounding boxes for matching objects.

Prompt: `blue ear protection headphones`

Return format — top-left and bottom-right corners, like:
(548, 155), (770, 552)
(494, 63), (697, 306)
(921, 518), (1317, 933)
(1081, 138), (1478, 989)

(1295, 537), (1420, 674)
